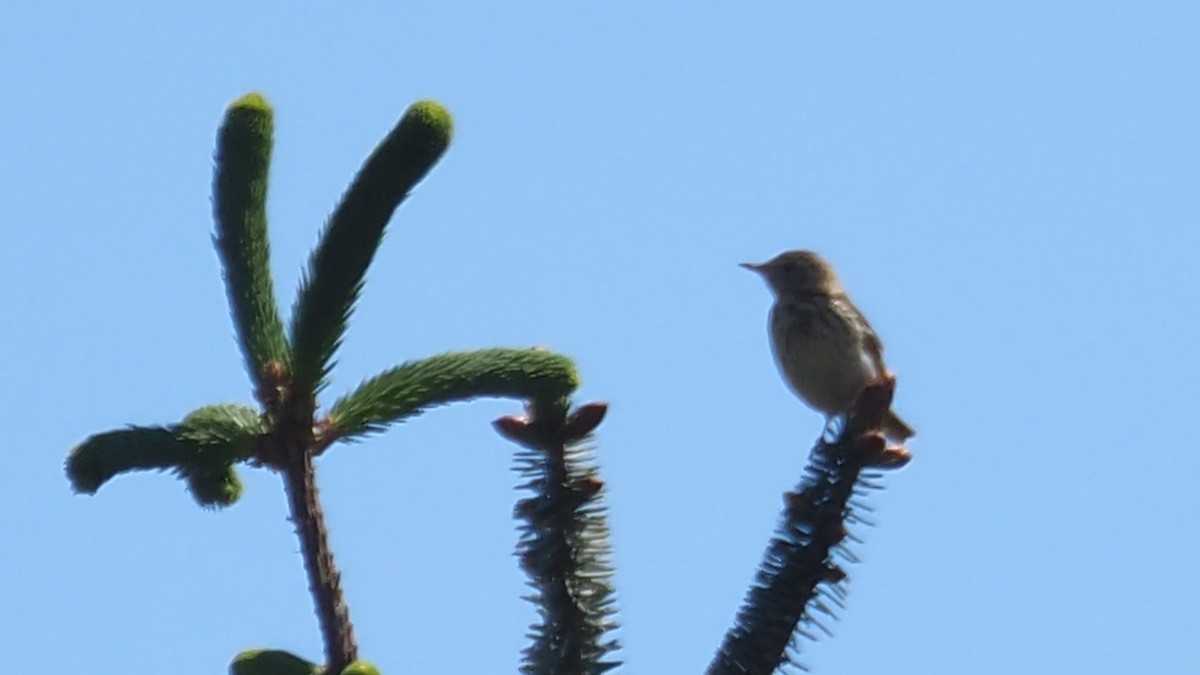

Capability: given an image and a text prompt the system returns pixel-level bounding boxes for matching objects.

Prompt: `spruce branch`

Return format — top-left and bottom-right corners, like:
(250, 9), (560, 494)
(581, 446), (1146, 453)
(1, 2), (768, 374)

(289, 101), (453, 398)
(706, 377), (912, 675)
(229, 650), (380, 675)
(66, 426), (192, 494)
(230, 649), (320, 675)
(495, 401), (621, 675)
(326, 348), (578, 444)
(180, 462), (243, 509)
(65, 403), (266, 504)
(276, 433), (358, 674)
(175, 403), (266, 508)
(179, 403), (267, 446)
(214, 93), (290, 388)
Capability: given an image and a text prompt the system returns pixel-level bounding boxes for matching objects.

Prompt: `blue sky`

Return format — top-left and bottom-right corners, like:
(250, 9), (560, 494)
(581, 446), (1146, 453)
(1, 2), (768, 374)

(3, 3), (1198, 673)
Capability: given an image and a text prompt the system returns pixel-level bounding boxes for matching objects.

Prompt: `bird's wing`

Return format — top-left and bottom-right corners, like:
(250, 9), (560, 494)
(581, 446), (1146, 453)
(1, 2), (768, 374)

(837, 295), (887, 373)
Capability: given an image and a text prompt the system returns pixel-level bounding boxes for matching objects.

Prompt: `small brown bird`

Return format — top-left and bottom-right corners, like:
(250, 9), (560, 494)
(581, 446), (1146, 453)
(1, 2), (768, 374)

(742, 250), (915, 442)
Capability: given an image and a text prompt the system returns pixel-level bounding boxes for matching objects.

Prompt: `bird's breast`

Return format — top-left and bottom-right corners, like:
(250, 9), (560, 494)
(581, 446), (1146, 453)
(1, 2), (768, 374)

(768, 300), (876, 414)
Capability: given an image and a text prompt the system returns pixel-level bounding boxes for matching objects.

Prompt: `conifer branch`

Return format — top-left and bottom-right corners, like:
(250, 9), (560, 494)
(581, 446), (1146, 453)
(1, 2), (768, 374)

(65, 404), (265, 504)
(326, 348), (578, 444)
(706, 378), (912, 675)
(66, 426), (192, 494)
(495, 401), (621, 675)
(276, 433), (358, 674)
(289, 101), (453, 398)
(230, 649), (320, 675)
(214, 93), (290, 388)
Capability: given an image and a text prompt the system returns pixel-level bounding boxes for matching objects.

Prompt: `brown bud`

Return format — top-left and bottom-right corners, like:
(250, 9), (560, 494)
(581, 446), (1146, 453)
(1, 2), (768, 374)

(784, 491), (815, 518)
(311, 418), (339, 455)
(255, 360), (291, 408)
(853, 431), (888, 458)
(574, 476), (604, 499)
(820, 564), (848, 584)
(262, 360), (289, 384)
(493, 414), (536, 447)
(563, 402), (608, 440)
(867, 445), (913, 470)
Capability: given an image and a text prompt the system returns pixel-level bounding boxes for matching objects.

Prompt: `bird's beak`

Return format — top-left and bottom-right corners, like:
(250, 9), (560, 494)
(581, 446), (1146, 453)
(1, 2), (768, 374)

(740, 262), (763, 273)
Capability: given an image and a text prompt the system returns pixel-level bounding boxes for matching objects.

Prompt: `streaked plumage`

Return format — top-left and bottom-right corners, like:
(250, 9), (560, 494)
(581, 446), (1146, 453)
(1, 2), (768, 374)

(743, 250), (915, 442)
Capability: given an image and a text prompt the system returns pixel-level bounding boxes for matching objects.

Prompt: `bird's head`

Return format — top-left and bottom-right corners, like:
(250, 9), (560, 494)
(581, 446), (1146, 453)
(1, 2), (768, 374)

(741, 250), (843, 297)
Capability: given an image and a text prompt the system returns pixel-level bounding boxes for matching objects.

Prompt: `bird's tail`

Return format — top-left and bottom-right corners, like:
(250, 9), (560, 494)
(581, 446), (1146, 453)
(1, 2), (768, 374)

(883, 410), (916, 442)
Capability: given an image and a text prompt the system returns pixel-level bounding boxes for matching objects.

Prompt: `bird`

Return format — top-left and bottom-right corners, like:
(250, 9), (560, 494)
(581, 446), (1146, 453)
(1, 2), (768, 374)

(742, 250), (915, 442)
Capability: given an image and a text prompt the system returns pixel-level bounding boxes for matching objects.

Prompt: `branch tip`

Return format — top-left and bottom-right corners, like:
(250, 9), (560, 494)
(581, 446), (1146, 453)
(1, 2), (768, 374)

(312, 417), (338, 455)
(820, 564), (849, 584)
(852, 431), (888, 457)
(865, 445), (914, 470)
(853, 377), (896, 424)
(784, 491), (814, 518)
(256, 360), (291, 409)
(493, 414), (536, 448)
(563, 402), (608, 440)
(575, 476), (604, 499)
